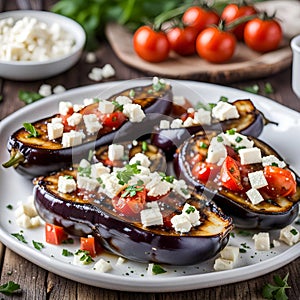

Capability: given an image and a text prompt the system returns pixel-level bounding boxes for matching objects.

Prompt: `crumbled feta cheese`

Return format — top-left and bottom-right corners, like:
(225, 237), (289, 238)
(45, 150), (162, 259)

(212, 101), (239, 121)
(146, 172), (171, 198)
(38, 84), (52, 97)
(115, 95), (132, 105)
(30, 216), (41, 227)
(222, 131), (254, 149)
(279, 225), (299, 246)
(116, 257), (126, 265)
(98, 173), (123, 198)
(246, 188), (264, 205)
(15, 201), (37, 218)
(129, 153), (151, 168)
(239, 147), (262, 165)
(67, 112), (82, 127)
(262, 155), (286, 168)
(58, 175), (76, 193)
(193, 108), (211, 125)
(88, 67), (102, 81)
(53, 85), (66, 94)
(272, 240), (281, 247)
(206, 137), (227, 164)
(77, 175), (99, 192)
(91, 162), (110, 178)
(73, 104), (84, 112)
(171, 214), (192, 233)
(98, 100), (115, 114)
(248, 170), (268, 189)
(170, 118), (183, 128)
(159, 120), (170, 129)
(213, 257), (234, 271)
(79, 159), (90, 168)
(183, 116), (194, 127)
(83, 98), (95, 106)
(187, 107), (195, 114)
(253, 232), (270, 251)
(123, 103), (145, 122)
(108, 144), (124, 161)
(83, 114), (102, 134)
(182, 203), (200, 226)
(172, 179), (190, 199)
(59, 101), (72, 115)
(140, 205), (163, 227)
(173, 95), (186, 106)
(51, 117), (62, 124)
(85, 52), (97, 63)
(47, 122), (64, 140)
(220, 246), (240, 263)
(16, 214), (32, 229)
(101, 64), (115, 78)
(62, 130), (84, 147)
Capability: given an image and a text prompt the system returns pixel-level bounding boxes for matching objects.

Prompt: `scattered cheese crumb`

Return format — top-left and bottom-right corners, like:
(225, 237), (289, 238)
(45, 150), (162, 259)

(53, 85), (66, 94)
(85, 52), (97, 63)
(94, 259), (112, 273)
(38, 84), (52, 97)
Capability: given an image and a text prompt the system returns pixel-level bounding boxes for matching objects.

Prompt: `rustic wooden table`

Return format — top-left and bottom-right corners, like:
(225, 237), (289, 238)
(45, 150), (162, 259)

(1, 1), (300, 299)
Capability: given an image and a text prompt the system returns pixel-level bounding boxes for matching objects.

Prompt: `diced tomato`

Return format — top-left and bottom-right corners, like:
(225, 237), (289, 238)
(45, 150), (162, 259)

(112, 186), (146, 216)
(163, 213), (176, 228)
(45, 223), (68, 245)
(80, 103), (102, 119)
(80, 236), (102, 257)
(192, 161), (220, 183)
(101, 111), (127, 128)
(190, 153), (204, 165)
(263, 166), (297, 198)
(60, 107), (76, 132)
(220, 156), (244, 191)
(180, 111), (195, 122)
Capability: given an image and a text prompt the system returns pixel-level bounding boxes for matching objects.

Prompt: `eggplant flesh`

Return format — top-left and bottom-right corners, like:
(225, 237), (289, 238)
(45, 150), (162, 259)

(33, 169), (233, 266)
(174, 131), (300, 230)
(4, 83), (172, 178)
(151, 99), (266, 160)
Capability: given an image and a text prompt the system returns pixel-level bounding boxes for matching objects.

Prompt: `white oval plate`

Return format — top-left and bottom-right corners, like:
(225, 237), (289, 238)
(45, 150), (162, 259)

(0, 79), (300, 292)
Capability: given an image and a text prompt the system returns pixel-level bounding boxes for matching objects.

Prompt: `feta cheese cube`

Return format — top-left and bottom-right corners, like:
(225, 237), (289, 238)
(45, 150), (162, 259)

(223, 132), (254, 149)
(170, 118), (183, 128)
(172, 179), (190, 199)
(279, 225), (299, 246)
(239, 147), (262, 165)
(129, 153), (151, 168)
(15, 202), (37, 218)
(58, 175), (76, 193)
(91, 163), (110, 178)
(115, 95), (132, 105)
(98, 173), (123, 198)
(123, 103), (145, 122)
(47, 122), (64, 140)
(183, 116), (194, 127)
(101, 64), (115, 78)
(77, 175), (99, 192)
(193, 108), (211, 125)
(248, 170), (268, 189)
(140, 206), (163, 227)
(30, 216), (41, 227)
(16, 213), (32, 229)
(159, 120), (170, 129)
(213, 257), (234, 271)
(206, 137), (227, 164)
(94, 259), (112, 272)
(59, 101), (72, 115)
(182, 203), (200, 226)
(108, 144), (124, 161)
(83, 114), (102, 134)
(246, 188), (264, 205)
(61, 130), (83, 147)
(220, 246), (240, 263)
(67, 112), (82, 127)
(116, 257), (126, 265)
(171, 214), (192, 233)
(51, 117), (62, 124)
(212, 101), (240, 121)
(79, 159), (90, 169)
(98, 100), (115, 114)
(173, 95), (186, 106)
(262, 155), (286, 168)
(253, 232), (270, 251)
(38, 84), (52, 97)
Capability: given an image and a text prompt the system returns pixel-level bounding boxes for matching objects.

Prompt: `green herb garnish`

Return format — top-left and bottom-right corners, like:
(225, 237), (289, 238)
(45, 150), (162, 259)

(152, 79), (166, 92)
(226, 128), (236, 135)
(271, 162), (279, 167)
(0, 281), (20, 296)
(78, 165), (91, 178)
(64, 175), (73, 179)
(129, 89), (135, 98)
(151, 264), (167, 275)
(23, 122), (40, 138)
(75, 250), (94, 264)
(18, 90), (44, 104)
(185, 206), (195, 214)
(88, 149), (94, 161)
(32, 240), (44, 251)
(116, 163), (141, 185)
(62, 249), (73, 256)
(217, 136), (224, 142)
(11, 233), (27, 244)
(199, 142), (208, 149)
(159, 172), (174, 183)
(195, 102), (211, 111)
(244, 84), (259, 94)
(219, 96), (228, 102)
(141, 141), (148, 152)
(6, 204), (13, 210)
(112, 100), (124, 112)
(121, 183), (144, 198)
(239, 248), (247, 253)
(180, 188), (189, 195)
(235, 136), (243, 143)
(290, 229), (298, 236)
(264, 82), (274, 94)
(262, 273), (290, 300)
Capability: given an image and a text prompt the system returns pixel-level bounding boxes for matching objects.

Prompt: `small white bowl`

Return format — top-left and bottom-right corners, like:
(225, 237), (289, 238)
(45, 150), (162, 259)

(0, 10), (86, 81)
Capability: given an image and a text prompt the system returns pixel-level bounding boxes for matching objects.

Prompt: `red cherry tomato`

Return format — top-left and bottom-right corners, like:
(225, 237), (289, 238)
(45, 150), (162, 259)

(221, 3), (257, 40)
(196, 26), (236, 63)
(80, 236), (102, 257)
(112, 185), (146, 216)
(244, 16), (282, 52)
(220, 156), (243, 191)
(192, 162), (220, 183)
(60, 107), (76, 132)
(45, 223), (68, 245)
(101, 111), (126, 128)
(133, 25), (170, 62)
(166, 26), (198, 56)
(182, 6), (219, 34)
(263, 166), (297, 198)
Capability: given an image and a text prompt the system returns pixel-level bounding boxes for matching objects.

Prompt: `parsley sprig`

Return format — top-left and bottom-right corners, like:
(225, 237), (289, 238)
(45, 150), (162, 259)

(23, 123), (40, 138)
(262, 273), (290, 300)
(117, 163), (141, 185)
(121, 181), (144, 198)
(0, 281), (21, 296)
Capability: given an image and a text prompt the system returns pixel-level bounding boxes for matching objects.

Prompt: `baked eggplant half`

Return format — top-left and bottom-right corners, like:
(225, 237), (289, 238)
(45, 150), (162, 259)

(151, 99), (267, 160)
(3, 79), (172, 178)
(174, 130), (300, 230)
(33, 157), (233, 266)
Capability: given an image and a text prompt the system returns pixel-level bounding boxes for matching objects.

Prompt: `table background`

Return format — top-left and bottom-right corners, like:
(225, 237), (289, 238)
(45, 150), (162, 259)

(1, 0), (300, 299)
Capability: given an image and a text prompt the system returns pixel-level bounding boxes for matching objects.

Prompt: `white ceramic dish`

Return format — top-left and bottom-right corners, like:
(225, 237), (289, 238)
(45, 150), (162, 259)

(0, 79), (300, 292)
(0, 10), (86, 81)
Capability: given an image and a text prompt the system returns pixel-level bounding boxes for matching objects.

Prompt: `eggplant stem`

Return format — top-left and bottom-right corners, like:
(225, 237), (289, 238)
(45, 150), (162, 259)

(2, 150), (25, 168)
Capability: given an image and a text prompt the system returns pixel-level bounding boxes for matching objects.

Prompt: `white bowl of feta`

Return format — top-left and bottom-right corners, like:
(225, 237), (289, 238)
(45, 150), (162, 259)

(0, 10), (86, 81)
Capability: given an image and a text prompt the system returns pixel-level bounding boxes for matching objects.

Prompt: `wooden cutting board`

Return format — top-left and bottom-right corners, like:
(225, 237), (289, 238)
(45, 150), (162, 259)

(105, 23), (292, 83)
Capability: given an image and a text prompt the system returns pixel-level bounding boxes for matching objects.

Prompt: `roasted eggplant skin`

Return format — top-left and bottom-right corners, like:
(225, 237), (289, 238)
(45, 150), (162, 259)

(174, 131), (300, 230)
(151, 99), (265, 160)
(33, 170), (233, 266)
(4, 83), (172, 179)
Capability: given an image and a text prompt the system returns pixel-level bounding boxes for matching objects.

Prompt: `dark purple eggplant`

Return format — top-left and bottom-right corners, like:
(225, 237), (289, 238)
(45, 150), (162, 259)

(151, 99), (268, 160)
(3, 82), (172, 178)
(174, 131), (300, 230)
(33, 168), (233, 266)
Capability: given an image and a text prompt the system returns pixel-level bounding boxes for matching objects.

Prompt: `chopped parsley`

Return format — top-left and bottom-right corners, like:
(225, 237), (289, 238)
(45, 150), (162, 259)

(194, 102), (211, 111)
(159, 172), (174, 183)
(219, 96), (228, 102)
(235, 136), (243, 143)
(264, 82), (274, 94)
(290, 229), (298, 236)
(78, 165), (91, 177)
(151, 264), (167, 275)
(64, 175), (74, 179)
(271, 162), (279, 167)
(199, 142), (208, 149)
(23, 122), (40, 138)
(116, 163), (141, 185)
(6, 204), (13, 210)
(226, 128), (236, 135)
(262, 273), (290, 300)
(121, 182), (144, 198)
(141, 141), (148, 152)
(217, 136), (224, 143)
(62, 238), (74, 244)
(62, 249), (73, 256)
(11, 232), (27, 244)
(32, 240), (44, 251)
(129, 89), (135, 98)
(18, 90), (43, 104)
(75, 250), (94, 264)
(88, 149), (94, 161)
(185, 206), (196, 214)
(112, 100), (123, 111)
(0, 281), (21, 296)
(244, 84), (259, 94)
(152, 79), (166, 92)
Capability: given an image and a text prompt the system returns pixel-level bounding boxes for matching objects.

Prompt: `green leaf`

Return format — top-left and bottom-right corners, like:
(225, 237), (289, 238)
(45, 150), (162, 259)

(32, 240), (45, 251)
(116, 163), (141, 185)
(151, 264), (167, 275)
(11, 232), (27, 243)
(18, 90), (43, 104)
(62, 249), (73, 256)
(244, 84), (260, 94)
(262, 273), (290, 300)
(23, 123), (40, 138)
(0, 281), (20, 296)
(264, 82), (274, 94)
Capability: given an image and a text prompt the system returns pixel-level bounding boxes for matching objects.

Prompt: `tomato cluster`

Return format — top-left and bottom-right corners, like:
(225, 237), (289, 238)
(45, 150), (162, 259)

(133, 3), (282, 64)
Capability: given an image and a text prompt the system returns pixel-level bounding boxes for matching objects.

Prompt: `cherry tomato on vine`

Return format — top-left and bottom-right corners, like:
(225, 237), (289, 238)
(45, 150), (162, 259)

(221, 3), (257, 40)
(166, 26), (198, 56)
(196, 25), (236, 63)
(182, 6), (219, 34)
(133, 25), (170, 62)
(244, 15), (282, 52)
